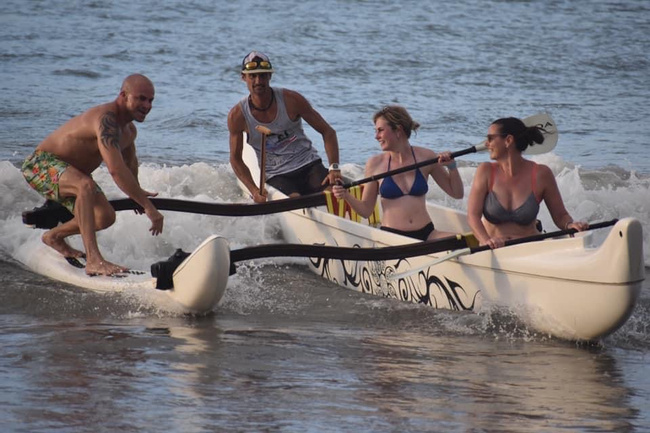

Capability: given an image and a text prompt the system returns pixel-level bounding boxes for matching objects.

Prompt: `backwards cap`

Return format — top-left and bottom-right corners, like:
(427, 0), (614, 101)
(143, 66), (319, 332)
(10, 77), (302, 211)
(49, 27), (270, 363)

(241, 51), (275, 74)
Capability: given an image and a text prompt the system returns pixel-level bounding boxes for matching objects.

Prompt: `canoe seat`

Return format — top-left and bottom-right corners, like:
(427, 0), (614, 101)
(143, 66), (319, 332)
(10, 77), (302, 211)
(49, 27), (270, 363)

(463, 232), (479, 248)
(324, 188), (381, 226)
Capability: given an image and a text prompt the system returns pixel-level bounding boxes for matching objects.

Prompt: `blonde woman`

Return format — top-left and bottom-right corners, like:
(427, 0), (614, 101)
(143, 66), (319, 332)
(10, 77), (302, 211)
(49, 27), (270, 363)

(333, 105), (463, 241)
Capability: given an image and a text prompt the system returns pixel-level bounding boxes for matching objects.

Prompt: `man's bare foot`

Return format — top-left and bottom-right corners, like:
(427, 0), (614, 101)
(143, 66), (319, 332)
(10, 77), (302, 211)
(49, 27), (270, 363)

(42, 231), (85, 258)
(85, 258), (129, 276)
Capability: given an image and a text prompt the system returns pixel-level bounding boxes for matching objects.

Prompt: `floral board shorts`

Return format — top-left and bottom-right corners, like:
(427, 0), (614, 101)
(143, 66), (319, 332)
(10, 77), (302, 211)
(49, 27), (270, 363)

(22, 150), (102, 213)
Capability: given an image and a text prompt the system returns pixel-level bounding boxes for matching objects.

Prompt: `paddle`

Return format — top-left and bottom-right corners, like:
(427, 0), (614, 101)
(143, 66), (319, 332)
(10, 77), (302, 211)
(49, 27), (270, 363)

(388, 219), (618, 280)
(256, 125), (271, 196)
(22, 112), (557, 229)
(521, 112), (558, 155)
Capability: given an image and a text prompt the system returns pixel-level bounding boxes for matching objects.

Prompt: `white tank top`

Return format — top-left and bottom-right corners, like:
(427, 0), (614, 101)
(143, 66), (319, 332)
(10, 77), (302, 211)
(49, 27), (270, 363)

(240, 87), (320, 179)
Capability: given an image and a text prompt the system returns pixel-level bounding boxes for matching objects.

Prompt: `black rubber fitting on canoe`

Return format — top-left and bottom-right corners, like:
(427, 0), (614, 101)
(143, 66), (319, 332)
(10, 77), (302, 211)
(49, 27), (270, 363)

(151, 249), (190, 290)
(22, 200), (74, 229)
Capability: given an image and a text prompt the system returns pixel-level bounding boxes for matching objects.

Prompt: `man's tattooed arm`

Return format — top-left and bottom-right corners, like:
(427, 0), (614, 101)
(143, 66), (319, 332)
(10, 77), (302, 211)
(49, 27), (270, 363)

(100, 112), (120, 149)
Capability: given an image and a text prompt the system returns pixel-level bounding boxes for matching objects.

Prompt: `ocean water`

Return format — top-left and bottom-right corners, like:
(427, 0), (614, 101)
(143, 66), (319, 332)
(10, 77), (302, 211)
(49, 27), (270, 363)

(1, 0), (650, 431)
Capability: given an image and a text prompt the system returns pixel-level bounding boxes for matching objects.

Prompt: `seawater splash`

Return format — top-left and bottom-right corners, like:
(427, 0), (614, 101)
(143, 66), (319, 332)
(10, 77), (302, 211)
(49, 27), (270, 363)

(2, 157), (649, 268)
(222, 262), (315, 317)
(0, 161), (287, 271)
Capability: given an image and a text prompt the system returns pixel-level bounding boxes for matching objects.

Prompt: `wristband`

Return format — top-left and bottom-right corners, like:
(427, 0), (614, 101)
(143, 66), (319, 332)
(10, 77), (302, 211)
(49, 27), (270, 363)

(447, 161), (457, 170)
(328, 163), (340, 172)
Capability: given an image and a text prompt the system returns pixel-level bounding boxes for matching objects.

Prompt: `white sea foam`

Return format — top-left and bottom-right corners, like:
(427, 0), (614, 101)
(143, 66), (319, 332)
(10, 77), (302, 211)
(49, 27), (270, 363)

(3, 160), (649, 269)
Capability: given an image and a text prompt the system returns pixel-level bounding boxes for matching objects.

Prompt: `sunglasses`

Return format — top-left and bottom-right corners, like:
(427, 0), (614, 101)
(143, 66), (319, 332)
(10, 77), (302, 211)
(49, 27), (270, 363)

(244, 60), (272, 71)
(486, 133), (508, 142)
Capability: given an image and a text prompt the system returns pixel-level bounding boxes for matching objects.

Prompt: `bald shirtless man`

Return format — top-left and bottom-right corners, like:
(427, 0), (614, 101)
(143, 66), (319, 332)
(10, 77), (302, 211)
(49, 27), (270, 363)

(21, 74), (164, 276)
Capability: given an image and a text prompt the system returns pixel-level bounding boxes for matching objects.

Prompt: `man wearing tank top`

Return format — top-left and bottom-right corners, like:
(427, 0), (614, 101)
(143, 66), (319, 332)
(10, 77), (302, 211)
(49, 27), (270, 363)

(228, 51), (341, 203)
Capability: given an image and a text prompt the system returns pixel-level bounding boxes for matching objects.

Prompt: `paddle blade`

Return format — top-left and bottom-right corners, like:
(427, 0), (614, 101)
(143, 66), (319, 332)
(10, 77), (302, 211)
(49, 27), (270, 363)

(523, 112), (558, 155)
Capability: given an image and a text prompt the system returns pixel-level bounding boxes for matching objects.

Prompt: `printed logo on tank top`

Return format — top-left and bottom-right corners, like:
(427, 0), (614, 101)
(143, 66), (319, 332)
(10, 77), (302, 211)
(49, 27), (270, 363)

(268, 130), (297, 150)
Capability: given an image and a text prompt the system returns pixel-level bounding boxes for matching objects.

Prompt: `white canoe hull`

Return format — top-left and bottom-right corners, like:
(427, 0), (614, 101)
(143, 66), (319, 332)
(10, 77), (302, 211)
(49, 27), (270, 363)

(17, 235), (230, 315)
(240, 143), (645, 341)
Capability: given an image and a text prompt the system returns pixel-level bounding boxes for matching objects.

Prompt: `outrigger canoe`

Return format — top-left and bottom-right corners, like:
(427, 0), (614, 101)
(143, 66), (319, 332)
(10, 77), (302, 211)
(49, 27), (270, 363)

(238, 141), (645, 341)
(19, 128), (645, 337)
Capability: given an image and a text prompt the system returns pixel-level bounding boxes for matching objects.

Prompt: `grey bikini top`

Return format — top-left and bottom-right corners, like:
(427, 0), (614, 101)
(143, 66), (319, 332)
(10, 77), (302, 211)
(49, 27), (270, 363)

(483, 163), (540, 226)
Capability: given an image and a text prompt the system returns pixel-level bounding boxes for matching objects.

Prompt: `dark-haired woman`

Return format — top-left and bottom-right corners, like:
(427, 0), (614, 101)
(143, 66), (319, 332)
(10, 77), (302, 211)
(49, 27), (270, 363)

(467, 117), (588, 249)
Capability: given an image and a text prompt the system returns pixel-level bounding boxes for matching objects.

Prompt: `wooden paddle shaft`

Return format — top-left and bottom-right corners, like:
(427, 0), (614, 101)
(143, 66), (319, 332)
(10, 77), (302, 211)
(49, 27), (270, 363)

(255, 125), (272, 195)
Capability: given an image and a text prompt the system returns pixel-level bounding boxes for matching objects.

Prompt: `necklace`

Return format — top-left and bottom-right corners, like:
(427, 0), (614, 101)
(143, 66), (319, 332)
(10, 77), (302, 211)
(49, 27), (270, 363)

(248, 91), (275, 112)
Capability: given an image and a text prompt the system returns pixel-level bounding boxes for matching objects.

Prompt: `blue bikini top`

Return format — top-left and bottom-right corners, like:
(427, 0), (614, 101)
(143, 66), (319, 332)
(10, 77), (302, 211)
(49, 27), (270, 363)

(379, 147), (429, 200)
(483, 163), (540, 226)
